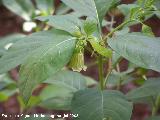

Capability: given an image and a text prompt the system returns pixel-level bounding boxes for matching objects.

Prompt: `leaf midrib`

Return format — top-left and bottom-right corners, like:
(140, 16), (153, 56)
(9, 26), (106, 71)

(21, 38), (76, 96)
(92, 0), (101, 34)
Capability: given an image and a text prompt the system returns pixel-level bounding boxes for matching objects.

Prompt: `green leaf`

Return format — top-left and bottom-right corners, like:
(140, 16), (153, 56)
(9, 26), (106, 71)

(85, 76), (97, 86)
(0, 74), (17, 102)
(61, 0), (120, 26)
(44, 70), (86, 91)
(107, 70), (134, 86)
(39, 70), (87, 110)
(146, 116), (160, 120)
(39, 85), (73, 110)
(115, 27), (130, 36)
(126, 78), (160, 103)
(0, 30), (71, 74)
(154, 0), (160, 10)
(118, 4), (139, 16)
(0, 34), (25, 57)
(56, 3), (70, 15)
(36, 15), (82, 34)
(138, 0), (155, 8)
(154, 11), (160, 18)
(142, 24), (154, 36)
(35, 0), (54, 15)
(119, 1), (156, 21)
(112, 51), (121, 66)
(27, 96), (41, 108)
(83, 20), (97, 35)
(89, 39), (112, 57)
(18, 32), (76, 104)
(130, 7), (142, 20)
(0, 74), (16, 90)
(0, 89), (17, 102)
(2, 0), (34, 21)
(108, 33), (160, 72)
(71, 88), (133, 120)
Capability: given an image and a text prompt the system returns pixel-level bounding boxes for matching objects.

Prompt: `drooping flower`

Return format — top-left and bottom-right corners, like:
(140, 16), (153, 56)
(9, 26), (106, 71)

(68, 37), (87, 72)
(68, 50), (87, 72)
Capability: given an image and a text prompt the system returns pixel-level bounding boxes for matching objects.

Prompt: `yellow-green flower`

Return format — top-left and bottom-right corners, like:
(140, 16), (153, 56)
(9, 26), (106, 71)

(68, 51), (87, 72)
(68, 32), (87, 72)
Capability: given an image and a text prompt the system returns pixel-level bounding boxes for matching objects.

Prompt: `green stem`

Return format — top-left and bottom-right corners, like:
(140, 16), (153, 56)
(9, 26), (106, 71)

(103, 20), (134, 87)
(104, 69), (112, 87)
(152, 95), (160, 116)
(102, 19), (138, 89)
(104, 58), (112, 86)
(103, 20), (133, 40)
(116, 64), (121, 90)
(98, 55), (104, 90)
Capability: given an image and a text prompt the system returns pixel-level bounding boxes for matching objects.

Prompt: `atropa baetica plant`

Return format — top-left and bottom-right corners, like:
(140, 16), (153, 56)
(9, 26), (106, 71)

(0, 0), (160, 120)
